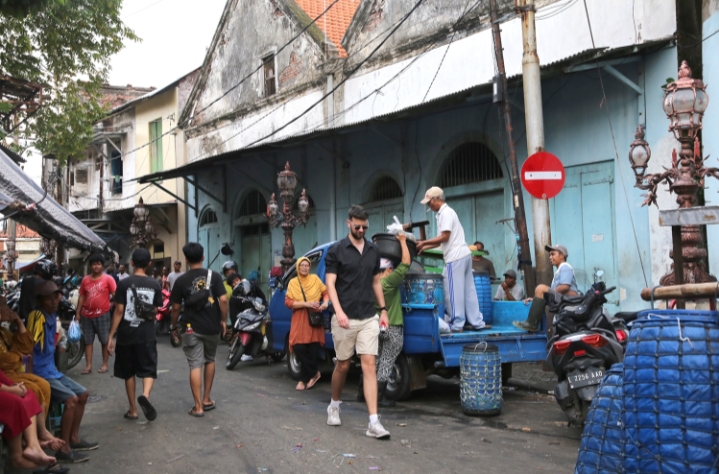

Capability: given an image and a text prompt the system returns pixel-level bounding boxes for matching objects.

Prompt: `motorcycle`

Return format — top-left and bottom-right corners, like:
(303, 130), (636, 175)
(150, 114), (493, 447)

(545, 273), (628, 425)
(225, 296), (285, 370)
(155, 286), (172, 336)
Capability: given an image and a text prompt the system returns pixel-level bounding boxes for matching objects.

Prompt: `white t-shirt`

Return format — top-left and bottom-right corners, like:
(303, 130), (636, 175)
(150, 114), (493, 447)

(436, 203), (471, 263)
(494, 283), (526, 301)
(167, 271), (184, 290)
(118, 272), (130, 281)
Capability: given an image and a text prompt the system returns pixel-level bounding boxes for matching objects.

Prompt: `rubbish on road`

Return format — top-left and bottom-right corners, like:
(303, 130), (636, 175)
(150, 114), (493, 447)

(522, 427), (531, 432)
(167, 455), (185, 463)
(236, 444), (244, 449)
(281, 425), (303, 431)
(343, 454), (357, 458)
(292, 443), (303, 454)
(213, 426), (220, 430)
(396, 423), (407, 427)
(316, 450), (328, 453)
(369, 467), (381, 471)
(400, 439), (412, 448)
(482, 438), (492, 443)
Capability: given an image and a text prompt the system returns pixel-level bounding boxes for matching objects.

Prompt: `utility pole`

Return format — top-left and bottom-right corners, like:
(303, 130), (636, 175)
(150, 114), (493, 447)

(489, 0), (535, 294)
(517, 0), (553, 286)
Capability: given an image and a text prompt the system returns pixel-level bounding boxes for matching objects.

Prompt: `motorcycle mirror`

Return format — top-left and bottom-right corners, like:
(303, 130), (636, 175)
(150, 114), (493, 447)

(594, 270), (605, 278)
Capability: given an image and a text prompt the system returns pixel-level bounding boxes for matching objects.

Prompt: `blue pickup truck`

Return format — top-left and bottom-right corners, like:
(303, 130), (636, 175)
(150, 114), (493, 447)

(268, 243), (549, 400)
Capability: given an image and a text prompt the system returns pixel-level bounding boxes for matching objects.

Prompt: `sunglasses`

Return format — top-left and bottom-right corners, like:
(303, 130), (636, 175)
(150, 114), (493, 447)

(353, 225), (369, 231)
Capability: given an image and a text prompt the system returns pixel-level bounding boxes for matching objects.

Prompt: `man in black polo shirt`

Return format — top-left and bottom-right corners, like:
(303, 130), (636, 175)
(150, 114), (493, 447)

(325, 205), (391, 440)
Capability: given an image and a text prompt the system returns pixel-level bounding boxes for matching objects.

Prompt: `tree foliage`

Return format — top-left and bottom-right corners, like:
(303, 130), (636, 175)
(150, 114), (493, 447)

(0, 0), (138, 163)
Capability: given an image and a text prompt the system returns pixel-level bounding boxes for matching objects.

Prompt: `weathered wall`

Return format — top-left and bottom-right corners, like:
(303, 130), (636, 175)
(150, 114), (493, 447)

(703, 8), (719, 276)
(186, 0), (328, 142)
(102, 107), (137, 213)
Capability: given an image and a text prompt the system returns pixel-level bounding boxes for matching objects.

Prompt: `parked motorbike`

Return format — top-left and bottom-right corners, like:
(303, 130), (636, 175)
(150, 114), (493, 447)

(155, 286), (172, 336)
(225, 296), (285, 370)
(545, 274), (627, 425)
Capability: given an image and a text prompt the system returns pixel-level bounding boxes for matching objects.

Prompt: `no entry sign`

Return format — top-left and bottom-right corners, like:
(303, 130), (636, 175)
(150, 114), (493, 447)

(521, 151), (566, 199)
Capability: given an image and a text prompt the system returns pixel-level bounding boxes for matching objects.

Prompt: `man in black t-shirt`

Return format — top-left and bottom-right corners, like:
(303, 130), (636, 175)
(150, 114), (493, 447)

(108, 248), (162, 422)
(169, 242), (227, 418)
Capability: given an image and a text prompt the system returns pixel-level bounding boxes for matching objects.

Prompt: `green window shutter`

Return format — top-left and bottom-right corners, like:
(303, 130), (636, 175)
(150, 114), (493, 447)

(149, 119), (163, 173)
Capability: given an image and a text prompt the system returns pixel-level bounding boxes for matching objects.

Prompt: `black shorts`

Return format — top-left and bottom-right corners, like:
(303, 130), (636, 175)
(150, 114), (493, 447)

(113, 342), (158, 380)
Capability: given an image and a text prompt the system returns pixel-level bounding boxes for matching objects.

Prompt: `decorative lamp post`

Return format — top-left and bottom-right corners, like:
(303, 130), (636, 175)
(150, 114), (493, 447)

(129, 197), (157, 248)
(266, 162), (311, 271)
(631, 60), (719, 285)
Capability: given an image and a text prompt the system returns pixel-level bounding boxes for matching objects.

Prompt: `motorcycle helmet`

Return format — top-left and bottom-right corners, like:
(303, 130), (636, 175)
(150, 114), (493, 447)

(232, 279), (251, 297)
(35, 259), (58, 280)
(222, 260), (239, 275)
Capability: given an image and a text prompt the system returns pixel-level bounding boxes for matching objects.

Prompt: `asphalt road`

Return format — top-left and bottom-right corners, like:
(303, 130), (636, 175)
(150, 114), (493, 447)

(10, 338), (582, 474)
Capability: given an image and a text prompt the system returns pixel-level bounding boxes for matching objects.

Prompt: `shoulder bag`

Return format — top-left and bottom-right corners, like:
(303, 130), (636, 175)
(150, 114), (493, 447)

(130, 284), (157, 321)
(298, 281), (324, 328)
(184, 269), (213, 311)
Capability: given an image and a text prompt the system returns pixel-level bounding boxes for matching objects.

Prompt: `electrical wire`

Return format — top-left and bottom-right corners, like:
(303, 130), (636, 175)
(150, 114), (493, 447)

(195, 0), (429, 161)
(581, 0), (649, 288)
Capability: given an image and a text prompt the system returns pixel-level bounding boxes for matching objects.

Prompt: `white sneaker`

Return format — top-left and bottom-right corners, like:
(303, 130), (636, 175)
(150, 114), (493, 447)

(240, 354), (253, 362)
(366, 419), (390, 439)
(327, 405), (341, 426)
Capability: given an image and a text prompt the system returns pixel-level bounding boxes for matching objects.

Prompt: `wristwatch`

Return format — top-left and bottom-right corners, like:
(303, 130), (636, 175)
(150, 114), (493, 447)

(379, 306), (387, 312)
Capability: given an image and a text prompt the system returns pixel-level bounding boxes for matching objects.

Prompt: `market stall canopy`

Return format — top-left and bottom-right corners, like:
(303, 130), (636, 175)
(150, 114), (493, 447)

(0, 148), (110, 254)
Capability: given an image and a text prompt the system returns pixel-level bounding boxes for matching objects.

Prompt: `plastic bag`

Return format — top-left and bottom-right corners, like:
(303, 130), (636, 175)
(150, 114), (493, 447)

(386, 216), (417, 242)
(438, 317), (451, 334)
(67, 320), (82, 344)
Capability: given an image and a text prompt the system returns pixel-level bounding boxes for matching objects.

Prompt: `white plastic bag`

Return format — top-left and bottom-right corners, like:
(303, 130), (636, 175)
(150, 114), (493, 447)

(67, 319), (82, 344)
(386, 216), (417, 242)
(438, 317), (451, 334)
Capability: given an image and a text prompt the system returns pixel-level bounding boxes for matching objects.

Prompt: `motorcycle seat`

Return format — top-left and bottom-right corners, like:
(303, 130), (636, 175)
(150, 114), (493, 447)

(613, 311), (640, 323)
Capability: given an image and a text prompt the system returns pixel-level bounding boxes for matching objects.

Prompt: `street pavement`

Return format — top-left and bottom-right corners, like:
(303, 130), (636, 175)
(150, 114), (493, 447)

(10, 339), (582, 474)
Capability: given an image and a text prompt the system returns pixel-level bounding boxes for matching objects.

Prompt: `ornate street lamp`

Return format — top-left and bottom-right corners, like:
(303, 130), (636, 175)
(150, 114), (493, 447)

(631, 60), (719, 285)
(130, 197), (157, 248)
(266, 162), (311, 271)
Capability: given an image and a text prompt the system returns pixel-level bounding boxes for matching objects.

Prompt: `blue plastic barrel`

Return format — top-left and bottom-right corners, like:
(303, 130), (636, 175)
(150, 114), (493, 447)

(459, 343), (502, 416)
(623, 310), (719, 474)
(401, 274), (445, 317)
(473, 271), (493, 325)
(575, 364), (625, 474)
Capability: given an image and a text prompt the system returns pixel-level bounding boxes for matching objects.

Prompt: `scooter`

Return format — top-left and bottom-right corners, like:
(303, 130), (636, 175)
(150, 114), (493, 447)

(225, 297), (285, 370)
(545, 275), (627, 425)
(155, 287), (172, 336)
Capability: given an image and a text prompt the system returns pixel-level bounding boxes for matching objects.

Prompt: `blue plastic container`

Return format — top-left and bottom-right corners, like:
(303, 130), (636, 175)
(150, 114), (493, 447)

(623, 310), (719, 474)
(459, 343), (502, 416)
(473, 271), (493, 326)
(575, 364), (625, 474)
(401, 274), (445, 316)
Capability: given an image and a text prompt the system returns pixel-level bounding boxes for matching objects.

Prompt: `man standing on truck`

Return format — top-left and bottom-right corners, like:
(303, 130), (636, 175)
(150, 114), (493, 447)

(513, 244), (578, 332)
(416, 187), (486, 332)
(325, 205), (391, 439)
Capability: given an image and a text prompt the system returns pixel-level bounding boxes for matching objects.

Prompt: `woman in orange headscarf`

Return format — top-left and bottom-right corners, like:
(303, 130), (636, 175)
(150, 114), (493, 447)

(285, 257), (329, 391)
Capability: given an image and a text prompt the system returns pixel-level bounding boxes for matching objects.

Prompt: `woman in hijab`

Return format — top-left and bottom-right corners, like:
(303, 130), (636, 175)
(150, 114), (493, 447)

(285, 257), (329, 391)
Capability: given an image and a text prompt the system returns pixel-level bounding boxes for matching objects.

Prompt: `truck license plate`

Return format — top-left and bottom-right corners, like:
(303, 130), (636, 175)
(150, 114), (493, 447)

(567, 369), (604, 389)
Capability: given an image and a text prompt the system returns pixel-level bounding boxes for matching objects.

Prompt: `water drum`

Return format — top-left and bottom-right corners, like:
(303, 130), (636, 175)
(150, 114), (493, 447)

(473, 271), (493, 326)
(623, 310), (719, 474)
(459, 343), (502, 416)
(401, 274), (445, 315)
(575, 363), (625, 474)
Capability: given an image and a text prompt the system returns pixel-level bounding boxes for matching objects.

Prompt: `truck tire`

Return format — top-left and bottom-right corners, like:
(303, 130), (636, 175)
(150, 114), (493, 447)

(385, 353), (411, 401)
(286, 335), (303, 381)
(501, 363), (512, 385)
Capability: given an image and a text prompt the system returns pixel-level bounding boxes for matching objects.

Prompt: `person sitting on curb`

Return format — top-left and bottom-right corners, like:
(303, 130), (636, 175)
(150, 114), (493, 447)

(494, 270), (526, 302)
(28, 280), (98, 463)
(108, 248), (163, 422)
(512, 245), (578, 332)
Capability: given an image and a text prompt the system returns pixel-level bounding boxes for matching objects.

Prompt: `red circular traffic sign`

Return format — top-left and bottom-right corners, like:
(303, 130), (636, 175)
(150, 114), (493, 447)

(521, 151), (566, 199)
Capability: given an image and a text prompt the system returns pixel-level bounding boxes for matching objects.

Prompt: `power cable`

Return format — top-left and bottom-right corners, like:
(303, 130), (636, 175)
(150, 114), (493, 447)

(195, 0), (429, 161)
(581, 0), (649, 288)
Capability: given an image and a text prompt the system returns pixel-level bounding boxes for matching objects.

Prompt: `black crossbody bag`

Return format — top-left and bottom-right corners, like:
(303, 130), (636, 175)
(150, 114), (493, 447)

(130, 285), (157, 321)
(298, 282), (324, 328)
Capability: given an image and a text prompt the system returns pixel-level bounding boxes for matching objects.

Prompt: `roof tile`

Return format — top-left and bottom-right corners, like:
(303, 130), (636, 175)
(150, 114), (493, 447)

(294, 0), (361, 57)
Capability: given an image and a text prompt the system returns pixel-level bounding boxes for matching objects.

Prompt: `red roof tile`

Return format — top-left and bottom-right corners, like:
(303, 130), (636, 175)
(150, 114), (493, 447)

(294, 0), (361, 57)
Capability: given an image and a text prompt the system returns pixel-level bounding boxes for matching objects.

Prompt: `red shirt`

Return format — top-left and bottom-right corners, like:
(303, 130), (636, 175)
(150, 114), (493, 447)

(79, 273), (117, 318)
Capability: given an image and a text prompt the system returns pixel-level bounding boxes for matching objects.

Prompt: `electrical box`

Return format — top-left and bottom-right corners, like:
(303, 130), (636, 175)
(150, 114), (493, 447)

(493, 73), (505, 104)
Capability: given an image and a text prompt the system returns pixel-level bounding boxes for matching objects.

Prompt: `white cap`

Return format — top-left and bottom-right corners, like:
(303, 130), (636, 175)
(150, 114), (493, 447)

(421, 186), (444, 204)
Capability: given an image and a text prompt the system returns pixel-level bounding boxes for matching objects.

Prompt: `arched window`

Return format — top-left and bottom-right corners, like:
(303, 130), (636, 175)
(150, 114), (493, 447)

(440, 143), (503, 188)
(238, 190), (267, 217)
(199, 209), (218, 226)
(368, 176), (403, 202)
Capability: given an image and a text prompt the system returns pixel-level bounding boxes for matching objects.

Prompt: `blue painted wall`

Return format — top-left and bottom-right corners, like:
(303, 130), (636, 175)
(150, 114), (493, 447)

(186, 48), (680, 310)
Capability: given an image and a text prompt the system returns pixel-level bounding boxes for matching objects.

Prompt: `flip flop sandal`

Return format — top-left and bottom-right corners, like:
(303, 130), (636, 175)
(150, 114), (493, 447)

(80, 369), (92, 375)
(188, 407), (204, 417)
(138, 395), (157, 421)
(34, 463), (70, 474)
(306, 373), (321, 389)
(295, 382), (306, 391)
(98, 368), (109, 373)
(202, 401), (216, 411)
(123, 411), (138, 420)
